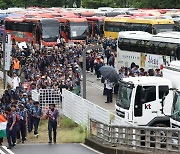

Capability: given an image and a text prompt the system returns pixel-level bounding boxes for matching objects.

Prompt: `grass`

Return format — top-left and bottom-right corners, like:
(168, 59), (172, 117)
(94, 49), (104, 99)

(26, 116), (87, 144)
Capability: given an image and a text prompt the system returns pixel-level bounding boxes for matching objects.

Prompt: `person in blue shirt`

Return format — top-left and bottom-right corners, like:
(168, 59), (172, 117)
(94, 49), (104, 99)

(17, 104), (27, 143)
(31, 101), (42, 138)
(26, 98), (34, 133)
(5, 106), (16, 149)
(45, 103), (59, 144)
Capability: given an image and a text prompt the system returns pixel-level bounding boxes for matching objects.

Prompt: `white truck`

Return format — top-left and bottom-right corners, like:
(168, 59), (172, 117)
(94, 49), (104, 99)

(116, 61), (180, 127)
(115, 76), (173, 126)
(163, 61), (180, 128)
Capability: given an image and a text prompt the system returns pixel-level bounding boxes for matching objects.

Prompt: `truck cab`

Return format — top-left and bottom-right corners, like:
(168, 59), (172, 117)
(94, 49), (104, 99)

(116, 76), (173, 126)
(163, 61), (180, 128)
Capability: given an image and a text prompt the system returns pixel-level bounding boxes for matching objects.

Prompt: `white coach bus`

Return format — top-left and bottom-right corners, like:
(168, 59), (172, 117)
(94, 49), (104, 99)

(116, 31), (180, 70)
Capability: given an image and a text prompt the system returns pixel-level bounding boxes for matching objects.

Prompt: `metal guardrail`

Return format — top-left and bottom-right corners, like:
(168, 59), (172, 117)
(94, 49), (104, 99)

(90, 119), (180, 154)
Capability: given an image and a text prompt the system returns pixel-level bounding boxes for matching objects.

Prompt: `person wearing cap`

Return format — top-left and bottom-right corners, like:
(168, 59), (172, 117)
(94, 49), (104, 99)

(21, 93), (28, 105)
(5, 106), (16, 149)
(12, 72), (20, 91)
(17, 104), (27, 143)
(45, 104), (59, 144)
(26, 98), (34, 133)
(31, 101), (42, 138)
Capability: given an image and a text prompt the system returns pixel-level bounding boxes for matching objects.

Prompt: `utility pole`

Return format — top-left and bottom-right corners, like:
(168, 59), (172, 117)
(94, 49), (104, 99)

(2, 33), (6, 89)
(3, 33), (11, 89)
(82, 45), (101, 99)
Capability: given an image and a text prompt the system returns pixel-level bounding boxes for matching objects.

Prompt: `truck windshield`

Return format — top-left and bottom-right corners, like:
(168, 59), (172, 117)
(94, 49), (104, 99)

(42, 24), (59, 42)
(117, 83), (133, 110)
(172, 92), (180, 121)
(70, 22), (88, 40)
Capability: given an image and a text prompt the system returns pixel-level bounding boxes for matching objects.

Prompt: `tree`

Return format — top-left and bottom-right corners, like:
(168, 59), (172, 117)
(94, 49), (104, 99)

(0, 0), (6, 8)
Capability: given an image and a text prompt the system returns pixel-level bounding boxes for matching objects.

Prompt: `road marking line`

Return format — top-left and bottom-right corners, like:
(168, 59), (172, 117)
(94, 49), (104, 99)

(80, 143), (103, 154)
(0, 149), (6, 154)
(2, 146), (14, 154)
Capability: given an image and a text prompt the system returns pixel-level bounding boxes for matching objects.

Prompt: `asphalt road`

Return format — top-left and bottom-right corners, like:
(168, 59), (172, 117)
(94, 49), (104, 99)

(0, 143), (101, 154)
(86, 72), (116, 113)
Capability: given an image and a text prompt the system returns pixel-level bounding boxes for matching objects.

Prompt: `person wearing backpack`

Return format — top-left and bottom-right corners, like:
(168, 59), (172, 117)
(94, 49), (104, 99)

(31, 101), (42, 138)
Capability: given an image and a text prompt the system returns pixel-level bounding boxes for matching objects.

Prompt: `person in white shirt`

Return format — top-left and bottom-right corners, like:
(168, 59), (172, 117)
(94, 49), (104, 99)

(57, 37), (61, 48)
(12, 72), (20, 90)
(105, 79), (113, 103)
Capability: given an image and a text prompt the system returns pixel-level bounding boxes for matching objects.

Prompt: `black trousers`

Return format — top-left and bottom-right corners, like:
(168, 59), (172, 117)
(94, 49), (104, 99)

(17, 120), (26, 142)
(32, 117), (40, 135)
(106, 89), (112, 102)
(48, 121), (57, 142)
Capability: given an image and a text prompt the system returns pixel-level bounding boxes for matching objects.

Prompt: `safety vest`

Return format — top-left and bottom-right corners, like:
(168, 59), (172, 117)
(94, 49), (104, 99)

(13, 60), (20, 70)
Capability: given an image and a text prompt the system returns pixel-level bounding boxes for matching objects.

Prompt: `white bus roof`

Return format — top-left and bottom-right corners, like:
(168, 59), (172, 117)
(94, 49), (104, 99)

(156, 32), (180, 38)
(118, 31), (152, 40)
(153, 32), (180, 44)
(118, 31), (180, 44)
(153, 36), (180, 44)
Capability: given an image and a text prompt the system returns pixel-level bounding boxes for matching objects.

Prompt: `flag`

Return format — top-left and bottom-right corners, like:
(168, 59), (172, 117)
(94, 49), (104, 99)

(0, 115), (7, 138)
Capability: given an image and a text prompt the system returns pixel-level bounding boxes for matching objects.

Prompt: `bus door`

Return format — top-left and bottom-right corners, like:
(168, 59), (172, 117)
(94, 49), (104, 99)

(60, 22), (69, 42)
(88, 21), (93, 36)
(35, 22), (42, 45)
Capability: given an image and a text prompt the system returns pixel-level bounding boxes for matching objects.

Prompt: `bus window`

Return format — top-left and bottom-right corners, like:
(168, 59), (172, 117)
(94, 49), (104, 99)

(120, 38), (130, 51)
(158, 42), (167, 55)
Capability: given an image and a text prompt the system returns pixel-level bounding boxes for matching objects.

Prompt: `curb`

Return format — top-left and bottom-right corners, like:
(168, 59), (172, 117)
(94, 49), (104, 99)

(85, 137), (153, 154)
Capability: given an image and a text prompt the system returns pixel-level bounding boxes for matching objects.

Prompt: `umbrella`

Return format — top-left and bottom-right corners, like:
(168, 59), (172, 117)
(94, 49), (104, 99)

(99, 66), (119, 83)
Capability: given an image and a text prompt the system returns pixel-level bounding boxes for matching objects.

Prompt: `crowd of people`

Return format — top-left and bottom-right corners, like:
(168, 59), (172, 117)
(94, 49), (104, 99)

(0, 34), (117, 148)
(1, 86), (59, 149)
(0, 33), (163, 148)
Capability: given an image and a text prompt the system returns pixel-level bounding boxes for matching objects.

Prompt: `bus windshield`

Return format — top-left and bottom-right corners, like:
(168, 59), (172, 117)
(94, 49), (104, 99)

(42, 24), (59, 42)
(70, 22), (88, 40)
(154, 24), (174, 33)
(117, 83), (133, 110)
(172, 92), (180, 121)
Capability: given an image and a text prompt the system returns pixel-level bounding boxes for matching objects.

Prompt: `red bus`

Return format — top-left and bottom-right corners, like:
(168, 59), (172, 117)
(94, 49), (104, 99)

(86, 16), (105, 37)
(57, 17), (89, 42)
(5, 16), (60, 46)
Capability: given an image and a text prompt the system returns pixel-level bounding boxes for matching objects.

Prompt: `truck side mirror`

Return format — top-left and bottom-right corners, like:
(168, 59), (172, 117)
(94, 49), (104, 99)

(160, 95), (166, 114)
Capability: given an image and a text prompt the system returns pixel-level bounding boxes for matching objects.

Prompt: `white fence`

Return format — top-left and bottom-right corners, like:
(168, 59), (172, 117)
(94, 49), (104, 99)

(0, 71), (12, 86)
(62, 89), (131, 127)
(32, 89), (61, 113)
